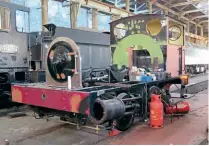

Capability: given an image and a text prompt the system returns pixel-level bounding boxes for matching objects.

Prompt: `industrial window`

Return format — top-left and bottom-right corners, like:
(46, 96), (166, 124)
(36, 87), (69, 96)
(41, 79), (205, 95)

(0, 6), (10, 31)
(77, 7), (92, 28)
(48, 0), (70, 28)
(16, 10), (29, 33)
(98, 12), (111, 31)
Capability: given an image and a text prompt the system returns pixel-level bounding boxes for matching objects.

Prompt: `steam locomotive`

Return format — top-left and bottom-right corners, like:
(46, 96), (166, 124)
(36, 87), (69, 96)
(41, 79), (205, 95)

(11, 11), (191, 132)
(0, 1), (117, 108)
(0, 1), (30, 108)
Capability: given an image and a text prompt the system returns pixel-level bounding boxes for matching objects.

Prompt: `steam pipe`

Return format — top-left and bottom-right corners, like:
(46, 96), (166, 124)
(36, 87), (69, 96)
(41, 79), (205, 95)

(125, 105), (134, 109)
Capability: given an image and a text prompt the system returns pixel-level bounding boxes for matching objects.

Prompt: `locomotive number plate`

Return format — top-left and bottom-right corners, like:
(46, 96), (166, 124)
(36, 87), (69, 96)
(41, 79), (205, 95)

(0, 44), (19, 54)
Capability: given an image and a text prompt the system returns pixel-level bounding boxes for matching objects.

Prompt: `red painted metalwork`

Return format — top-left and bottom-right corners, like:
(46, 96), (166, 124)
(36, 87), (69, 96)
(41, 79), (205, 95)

(165, 101), (190, 114)
(109, 129), (120, 137)
(11, 85), (90, 115)
(150, 94), (163, 128)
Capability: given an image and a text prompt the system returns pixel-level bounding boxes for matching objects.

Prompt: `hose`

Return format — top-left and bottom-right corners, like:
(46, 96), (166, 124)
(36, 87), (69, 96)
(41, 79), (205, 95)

(161, 98), (175, 116)
(182, 94), (195, 99)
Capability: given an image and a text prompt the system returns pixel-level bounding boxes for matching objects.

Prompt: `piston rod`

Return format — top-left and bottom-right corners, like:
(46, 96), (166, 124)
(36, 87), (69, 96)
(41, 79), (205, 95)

(124, 112), (134, 116)
(122, 96), (142, 101)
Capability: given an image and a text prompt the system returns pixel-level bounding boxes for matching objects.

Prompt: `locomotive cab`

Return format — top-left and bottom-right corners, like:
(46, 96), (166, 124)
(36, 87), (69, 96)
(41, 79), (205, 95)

(0, 1), (30, 106)
(110, 14), (186, 79)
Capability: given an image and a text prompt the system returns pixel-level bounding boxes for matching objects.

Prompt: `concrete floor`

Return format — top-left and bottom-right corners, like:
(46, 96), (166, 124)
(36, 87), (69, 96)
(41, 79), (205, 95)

(103, 90), (208, 145)
(189, 73), (208, 84)
(0, 89), (207, 145)
(0, 114), (109, 145)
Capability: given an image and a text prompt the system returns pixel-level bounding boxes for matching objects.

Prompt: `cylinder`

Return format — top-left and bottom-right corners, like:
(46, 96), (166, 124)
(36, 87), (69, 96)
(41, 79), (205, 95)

(165, 101), (190, 114)
(89, 98), (126, 125)
(150, 94), (163, 128)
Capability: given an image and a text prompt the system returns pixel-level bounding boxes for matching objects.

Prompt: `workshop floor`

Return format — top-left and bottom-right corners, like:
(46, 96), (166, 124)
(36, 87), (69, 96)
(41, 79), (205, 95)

(0, 114), (108, 145)
(102, 90), (208, 145)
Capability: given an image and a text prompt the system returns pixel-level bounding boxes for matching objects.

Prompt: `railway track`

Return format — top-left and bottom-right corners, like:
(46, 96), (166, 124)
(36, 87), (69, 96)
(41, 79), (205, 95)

(0, 114), (109, 145)
(0, 106), (29, 118)
(171, 80), (208, 94)
(199, 138), (208, 145)
(12, 123), (70, 144)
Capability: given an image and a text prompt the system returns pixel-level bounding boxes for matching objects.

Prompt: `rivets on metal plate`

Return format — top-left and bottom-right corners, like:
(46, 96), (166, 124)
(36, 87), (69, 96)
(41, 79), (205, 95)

(41, 94), (47, 100)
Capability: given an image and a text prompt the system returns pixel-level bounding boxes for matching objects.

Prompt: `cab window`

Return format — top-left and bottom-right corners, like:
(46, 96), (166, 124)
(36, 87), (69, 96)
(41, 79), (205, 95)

(16, 10), (29, 33)
(0, 6), (10, 31)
